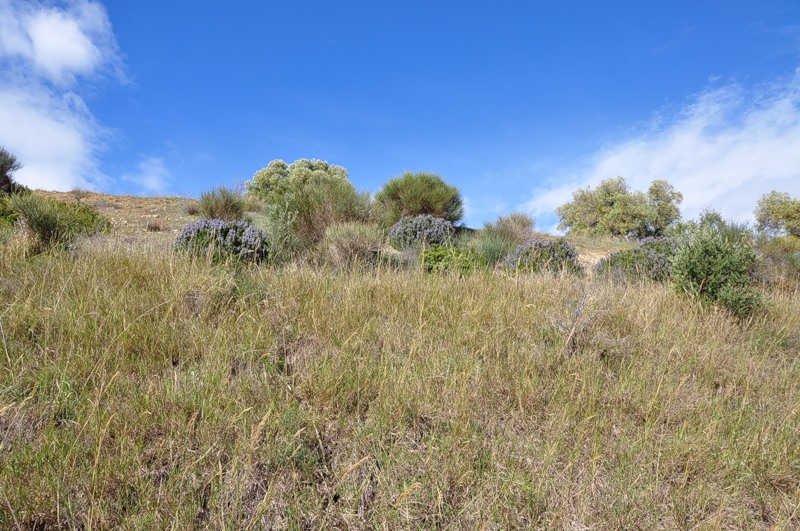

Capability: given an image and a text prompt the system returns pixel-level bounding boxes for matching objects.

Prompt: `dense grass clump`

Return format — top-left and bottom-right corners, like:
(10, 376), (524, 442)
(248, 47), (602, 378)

(420, 243), (480, 275)
(594, 237), (676, 282)
(504, 237), (583, 275)
(198, 186), (245, 221)
(375, 171), (464, 226)
(318, 221), (385, 268)
(175, 219), (269, 262)
(388, 214), (454, 249)
(7, 193), (111, 250)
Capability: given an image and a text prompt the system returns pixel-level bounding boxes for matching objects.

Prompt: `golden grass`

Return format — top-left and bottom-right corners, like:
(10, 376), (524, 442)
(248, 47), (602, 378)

(0, 229), (798, 528)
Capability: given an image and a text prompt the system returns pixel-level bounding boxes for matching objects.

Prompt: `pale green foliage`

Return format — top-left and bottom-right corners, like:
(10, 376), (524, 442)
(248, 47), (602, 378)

(245, 158), (350, 203)
(755, 190), (800, 237)
(556, 177), (683, 237)
(374, 171), (464, 227)
(319, 221), (385, 268)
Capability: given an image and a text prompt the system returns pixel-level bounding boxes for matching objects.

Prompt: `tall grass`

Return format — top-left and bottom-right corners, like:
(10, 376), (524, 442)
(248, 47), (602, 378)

(0, 236), (798, 528)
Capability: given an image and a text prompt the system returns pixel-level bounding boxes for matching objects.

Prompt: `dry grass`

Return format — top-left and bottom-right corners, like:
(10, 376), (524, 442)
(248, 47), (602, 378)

(0, 225), (799, 528)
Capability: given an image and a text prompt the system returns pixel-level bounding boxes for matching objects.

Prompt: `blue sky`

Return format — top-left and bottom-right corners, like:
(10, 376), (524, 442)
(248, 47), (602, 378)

(1, 0), (800, 230)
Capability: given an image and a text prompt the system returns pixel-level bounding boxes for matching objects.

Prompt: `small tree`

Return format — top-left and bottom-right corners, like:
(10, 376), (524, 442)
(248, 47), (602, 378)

(245, 159), (350, 204)
(556, 177), (682, 237)
(374, 171), (463, 227)
(755, 191), (800, 237)
(1, 147), (26, 194)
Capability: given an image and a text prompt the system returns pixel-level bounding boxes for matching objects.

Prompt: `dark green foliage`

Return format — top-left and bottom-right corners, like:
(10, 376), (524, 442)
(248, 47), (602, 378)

(388, 215), (454, 249)
(671, 225), (762, 317)
(375, 172), (464, 227)
(504, 237), (583, 275)
(421, 244), (481, 275)
(716, 284), (765, 320)
(556, 177), (683, 237)
(0, 147), (28, 195)
(7, 194), (111, 250)
(594, 237), (676, 282)
(755, 190), (800, 237)
(175, 219), (269, 263)
(198, 186), (245, 221)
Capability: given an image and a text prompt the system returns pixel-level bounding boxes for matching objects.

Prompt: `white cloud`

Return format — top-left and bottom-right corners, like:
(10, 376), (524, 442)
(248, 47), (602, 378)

(523, 70), (800, 228)
(122, 157), (172, 194)
(0, 0), (126, 191)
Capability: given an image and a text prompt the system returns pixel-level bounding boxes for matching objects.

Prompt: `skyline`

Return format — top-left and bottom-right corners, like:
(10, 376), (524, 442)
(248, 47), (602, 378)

(1, 0), (799, 230)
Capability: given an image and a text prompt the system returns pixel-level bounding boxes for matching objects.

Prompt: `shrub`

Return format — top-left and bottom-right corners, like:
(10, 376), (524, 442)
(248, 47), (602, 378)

(388, 215), (454, 249)
(504, 237), (583, 275)
(185, 202), (200, 215)
(246, 159), (350, 204)
(146, 220), (162, 232)
(421, 244), (481, 275)
(671, 226), (762, 317)
(483, 212), (536, 244)
(7, 194), (111, 250)
(716, 284), (764, 320)
(319, 221), (385, 268)
(594, 237), (676, 282)
(754, 235), (800, 287)
(198, 186), (245, 221)
(556, 177), (683, 237)
(0, 147), (28, 195)
(175, 219), (269, 263)
(375, 172), (463, 227)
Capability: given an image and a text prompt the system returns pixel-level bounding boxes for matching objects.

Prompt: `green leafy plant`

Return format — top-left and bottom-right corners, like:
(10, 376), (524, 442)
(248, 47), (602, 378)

(374, 171), (463, 227)
(671, 226), (762, 317)
(755, 190), (800, 237)
(421, 244), (481, 275)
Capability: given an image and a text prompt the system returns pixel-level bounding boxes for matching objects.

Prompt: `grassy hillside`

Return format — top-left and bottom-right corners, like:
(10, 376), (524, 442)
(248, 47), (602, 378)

(0, 193), (799, 528)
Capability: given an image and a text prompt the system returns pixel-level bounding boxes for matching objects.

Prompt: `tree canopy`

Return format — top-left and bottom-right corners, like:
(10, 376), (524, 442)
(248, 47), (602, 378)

(556, 177), (683, 237)
(755, 191), (800, 237)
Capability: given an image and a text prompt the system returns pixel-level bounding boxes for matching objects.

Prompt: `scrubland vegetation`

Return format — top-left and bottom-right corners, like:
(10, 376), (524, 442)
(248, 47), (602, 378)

(1, 151), (800, 528)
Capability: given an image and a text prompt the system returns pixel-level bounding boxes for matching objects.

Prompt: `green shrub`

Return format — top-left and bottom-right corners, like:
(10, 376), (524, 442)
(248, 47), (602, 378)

(594, 237), (676, 282)
(375, 172), (463, 227)
(175, 219), (269, 263)
(755, 190), (800, 237)
(754, 235), (800, 287)
(484, 212), (536, 244)
(421, 244), (481, 275)
(319, 221), (385, 268)
(716, 284), (764, 320)
(198, 186), (245, 221)
(0, 147), (29, 195)
(7, 194), (111, 250)
(388, 215), (454, 249)
(671, 226), (762, 317)
(504, 237), (583, 275)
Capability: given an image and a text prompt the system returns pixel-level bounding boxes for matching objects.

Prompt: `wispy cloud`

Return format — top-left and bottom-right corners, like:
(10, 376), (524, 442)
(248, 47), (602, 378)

(523, 69), (800, 229)
(0, 0), (124, 190)
(122, 156), (172, 194)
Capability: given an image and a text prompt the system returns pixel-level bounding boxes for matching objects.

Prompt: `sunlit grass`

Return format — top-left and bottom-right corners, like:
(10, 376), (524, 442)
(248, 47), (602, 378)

(0, 233), (798, 528)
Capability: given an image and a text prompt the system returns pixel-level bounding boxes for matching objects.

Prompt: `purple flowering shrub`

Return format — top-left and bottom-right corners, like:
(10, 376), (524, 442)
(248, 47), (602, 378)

(175, 219), (269, 263)
(504, 237), (583, 275)
(388, 215), (454, 249)
(593, 237), (676, 282)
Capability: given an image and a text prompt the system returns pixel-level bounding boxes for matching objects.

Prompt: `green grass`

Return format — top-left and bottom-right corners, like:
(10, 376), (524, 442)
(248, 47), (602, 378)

(0, 232), (799, 528)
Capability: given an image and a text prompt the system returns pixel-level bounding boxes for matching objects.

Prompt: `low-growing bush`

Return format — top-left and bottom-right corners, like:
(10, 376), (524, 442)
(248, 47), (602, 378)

(388, 215), (454, 249)
(198, 186), (245, 221)
(374, 171), (464, 227)
(7, 193), (111, 250)
(319, 221), (385, 268)
(467, 232), (516, 266)
(421, 244), (482, 275)
(175, 219), (269, 263)
(671, 226), (762, 317)
(594, 237), (676, 282)
(504, 237), (583, 275)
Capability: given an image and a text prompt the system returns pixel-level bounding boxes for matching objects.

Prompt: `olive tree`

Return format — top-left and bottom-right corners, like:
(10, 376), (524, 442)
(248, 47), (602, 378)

(556, 177), (682, 237)
(755, 191), (800, 237)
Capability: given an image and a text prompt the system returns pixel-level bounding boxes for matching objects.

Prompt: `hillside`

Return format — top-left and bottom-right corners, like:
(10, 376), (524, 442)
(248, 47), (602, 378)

(0, 192), (798, 528)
